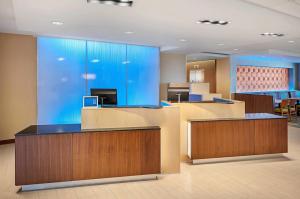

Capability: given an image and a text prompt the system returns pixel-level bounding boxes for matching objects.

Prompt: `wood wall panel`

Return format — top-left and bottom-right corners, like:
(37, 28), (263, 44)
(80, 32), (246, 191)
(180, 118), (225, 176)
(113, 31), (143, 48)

(186, 60), (216, 93)
(254, 119), (288, 155)
(72, 130), (160, 181)
(191, 120), (255, 159)
(0, 33), (37, 141)
(232, 93), (274, 114)
(15, 134), (73, 185)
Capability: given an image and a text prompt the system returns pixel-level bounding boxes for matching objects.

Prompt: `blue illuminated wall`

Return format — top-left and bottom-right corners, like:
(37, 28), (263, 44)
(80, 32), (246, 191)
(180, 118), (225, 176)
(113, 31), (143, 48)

(38, 37), (160, 124)
(38, 37), (86, 124)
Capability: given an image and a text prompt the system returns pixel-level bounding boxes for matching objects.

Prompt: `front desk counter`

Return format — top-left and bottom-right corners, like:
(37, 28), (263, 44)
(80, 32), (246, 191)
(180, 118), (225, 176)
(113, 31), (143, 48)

(15, 124), (161, 189)
(170, 100), (246, 160)
(82, 105), (181, 174)
(82, 101), (246, 164)
(187, 113), (288, 163)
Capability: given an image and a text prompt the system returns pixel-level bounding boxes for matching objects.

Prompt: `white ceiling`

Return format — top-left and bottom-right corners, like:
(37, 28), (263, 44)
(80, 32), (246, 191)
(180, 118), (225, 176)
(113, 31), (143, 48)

(1, 0), (300, 57)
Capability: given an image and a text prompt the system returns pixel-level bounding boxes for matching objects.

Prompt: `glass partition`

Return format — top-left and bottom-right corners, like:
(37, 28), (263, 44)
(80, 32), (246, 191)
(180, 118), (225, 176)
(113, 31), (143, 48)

(37, 37), (86, 124)
(126, 45), (160, 105)
(38, 37), (160, 124)
(87, 41), (127, 105)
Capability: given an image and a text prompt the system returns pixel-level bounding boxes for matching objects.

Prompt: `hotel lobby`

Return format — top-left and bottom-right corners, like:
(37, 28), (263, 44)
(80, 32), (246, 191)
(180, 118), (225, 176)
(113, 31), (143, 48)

(1, 0), (300, 198)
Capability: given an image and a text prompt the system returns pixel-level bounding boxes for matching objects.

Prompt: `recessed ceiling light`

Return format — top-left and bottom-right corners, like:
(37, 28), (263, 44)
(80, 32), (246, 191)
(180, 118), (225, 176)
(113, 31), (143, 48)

(179, 39), (187, 42)
(234, 48), (239, 51)
(261, 32), (284, 37)
(288, 40), (295, 43)
(196, 19), (230, 26)
(217, 43), (225, 46)
(124, 31), (134, 34)
(87, 0), (133, 7)
(52, 21), (64, 26)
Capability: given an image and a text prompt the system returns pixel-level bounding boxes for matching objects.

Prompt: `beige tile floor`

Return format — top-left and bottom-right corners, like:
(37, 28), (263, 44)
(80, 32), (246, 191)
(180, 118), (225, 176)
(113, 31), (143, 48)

(1, 125), (300, 199)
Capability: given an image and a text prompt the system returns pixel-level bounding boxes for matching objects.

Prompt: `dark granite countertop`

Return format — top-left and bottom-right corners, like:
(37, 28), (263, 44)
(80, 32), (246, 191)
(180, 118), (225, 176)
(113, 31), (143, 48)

(90, 105), (162, 109)
(187, 113), (287, 122)
(15, 124), (161, 136)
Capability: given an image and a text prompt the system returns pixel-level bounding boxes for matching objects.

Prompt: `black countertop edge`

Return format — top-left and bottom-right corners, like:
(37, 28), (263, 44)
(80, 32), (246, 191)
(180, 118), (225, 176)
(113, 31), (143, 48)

(15, 124), (161, 136)
(187, 113), (287, 122)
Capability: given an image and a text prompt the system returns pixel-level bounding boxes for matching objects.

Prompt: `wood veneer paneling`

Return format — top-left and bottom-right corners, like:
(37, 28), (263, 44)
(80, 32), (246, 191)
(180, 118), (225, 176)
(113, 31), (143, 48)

(190, 118), (287, 160)
(72, 130), (160, 180)
(186, 60), (216, 93)
(191, 120), (255, 159)
(16, 129), (161, 185)
(232, 93), (274, 114)
(15, 134), (73, 185)
(254, 119), (288, 155)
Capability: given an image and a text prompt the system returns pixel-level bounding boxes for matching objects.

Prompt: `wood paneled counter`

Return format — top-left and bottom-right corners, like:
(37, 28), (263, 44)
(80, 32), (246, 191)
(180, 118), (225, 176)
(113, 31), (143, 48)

(187, 113), (288, 161)
(15, 125), (161, 186)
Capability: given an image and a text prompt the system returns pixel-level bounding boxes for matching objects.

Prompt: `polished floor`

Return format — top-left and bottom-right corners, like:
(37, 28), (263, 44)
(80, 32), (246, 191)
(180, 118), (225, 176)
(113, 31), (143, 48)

(1, 125), (300, 199)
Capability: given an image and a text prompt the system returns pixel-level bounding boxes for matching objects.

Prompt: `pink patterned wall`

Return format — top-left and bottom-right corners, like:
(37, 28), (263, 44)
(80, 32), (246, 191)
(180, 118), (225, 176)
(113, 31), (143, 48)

(236, 66), (289, 92)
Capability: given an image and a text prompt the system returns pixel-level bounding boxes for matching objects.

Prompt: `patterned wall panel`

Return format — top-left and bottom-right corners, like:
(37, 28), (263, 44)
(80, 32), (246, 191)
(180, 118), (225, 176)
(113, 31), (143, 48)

(236, 66), (289, 93)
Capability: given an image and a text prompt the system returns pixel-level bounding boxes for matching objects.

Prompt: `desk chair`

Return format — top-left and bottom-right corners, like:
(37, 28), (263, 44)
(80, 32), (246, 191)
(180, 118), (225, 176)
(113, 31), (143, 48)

(274, 99), (289, 116)
(289, 99), (297, 118)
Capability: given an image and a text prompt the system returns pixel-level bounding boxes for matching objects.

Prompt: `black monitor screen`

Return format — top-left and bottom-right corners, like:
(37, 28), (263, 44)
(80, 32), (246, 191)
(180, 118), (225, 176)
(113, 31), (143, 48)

(167, 91), (189, 102)
(90, 89), (117, 106)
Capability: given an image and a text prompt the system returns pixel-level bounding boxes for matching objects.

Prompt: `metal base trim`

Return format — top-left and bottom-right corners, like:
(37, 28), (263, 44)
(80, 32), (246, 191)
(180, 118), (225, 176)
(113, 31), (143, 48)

(21, 174), (159, 192)
(192, 154), (286, 165)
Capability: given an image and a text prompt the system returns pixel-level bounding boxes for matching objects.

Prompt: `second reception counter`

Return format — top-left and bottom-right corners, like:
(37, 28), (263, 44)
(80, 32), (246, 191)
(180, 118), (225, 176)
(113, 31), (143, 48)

(187, 113), (288, 163)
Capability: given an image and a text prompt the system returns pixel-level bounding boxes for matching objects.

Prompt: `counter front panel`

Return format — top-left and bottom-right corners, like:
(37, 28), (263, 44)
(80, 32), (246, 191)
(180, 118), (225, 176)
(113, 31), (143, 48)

(15, 125), (161, 186)
(188, 114), (288, 160)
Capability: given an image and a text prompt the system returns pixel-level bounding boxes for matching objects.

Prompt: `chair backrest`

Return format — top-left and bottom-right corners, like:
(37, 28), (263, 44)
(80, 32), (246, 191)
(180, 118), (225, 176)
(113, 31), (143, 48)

(189, 94), (202, 102)
(289, 99), (297, 107)
(281, 99), (289, 108)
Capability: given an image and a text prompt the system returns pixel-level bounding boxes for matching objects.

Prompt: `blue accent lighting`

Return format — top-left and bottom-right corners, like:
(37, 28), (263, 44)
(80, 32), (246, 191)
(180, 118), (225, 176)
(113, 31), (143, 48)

(37, 37), (160, 124)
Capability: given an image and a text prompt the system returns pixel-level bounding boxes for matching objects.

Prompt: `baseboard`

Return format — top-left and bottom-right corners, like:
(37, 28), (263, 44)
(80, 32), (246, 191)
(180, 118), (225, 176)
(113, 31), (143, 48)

(0, 139), (15, 145)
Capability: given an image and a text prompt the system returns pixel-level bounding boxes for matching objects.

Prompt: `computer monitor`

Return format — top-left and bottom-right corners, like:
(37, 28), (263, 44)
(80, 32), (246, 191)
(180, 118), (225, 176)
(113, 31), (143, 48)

(167, 90), (189, 102)
(90, 89), (117, 106)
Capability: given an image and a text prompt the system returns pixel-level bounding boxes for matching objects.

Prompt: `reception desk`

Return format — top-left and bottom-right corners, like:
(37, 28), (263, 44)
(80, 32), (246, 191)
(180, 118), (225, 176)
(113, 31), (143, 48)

(81, 101), (246, 164)
(81, 105), (180, 174)
(187, 113), (288, 163)
(171, 100), (246, 160)
(15, 125), (161, 189)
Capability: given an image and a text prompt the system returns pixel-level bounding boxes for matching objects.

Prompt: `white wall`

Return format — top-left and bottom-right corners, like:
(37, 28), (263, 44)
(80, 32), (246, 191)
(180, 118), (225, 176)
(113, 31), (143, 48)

(160, 53), (186, 83)
(160, 53), (186, 100)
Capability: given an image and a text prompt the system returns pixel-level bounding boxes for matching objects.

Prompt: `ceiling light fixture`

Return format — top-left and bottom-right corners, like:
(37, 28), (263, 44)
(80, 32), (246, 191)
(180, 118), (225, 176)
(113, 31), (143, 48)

(52, 21), (64, 26)
(233, 48), (239, 51)
(217, 43), (225, 46)
(87, 0), (133, 7)
(288, 40), (295, 43)
(179, 39), (187, 42)
(196, 19), (230, 26)
(261, 32), (284, 37)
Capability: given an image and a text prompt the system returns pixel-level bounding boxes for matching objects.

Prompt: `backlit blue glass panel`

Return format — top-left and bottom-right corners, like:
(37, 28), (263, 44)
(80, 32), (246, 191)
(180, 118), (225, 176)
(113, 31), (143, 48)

(38, 37), (86, 124)
(87, 41), (127, 105)
(38, 37), (160, 124)
(126, 45), (160, 106)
